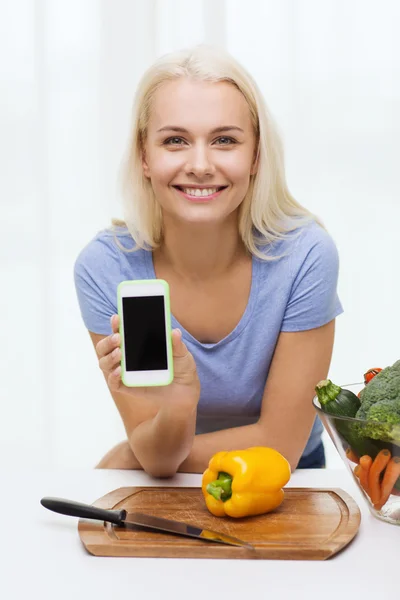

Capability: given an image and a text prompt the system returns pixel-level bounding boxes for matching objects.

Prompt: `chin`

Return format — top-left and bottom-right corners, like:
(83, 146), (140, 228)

(175, 209), (228, 226)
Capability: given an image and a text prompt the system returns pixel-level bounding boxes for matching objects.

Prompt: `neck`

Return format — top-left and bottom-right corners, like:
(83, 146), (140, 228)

(154, 214), (248, 281)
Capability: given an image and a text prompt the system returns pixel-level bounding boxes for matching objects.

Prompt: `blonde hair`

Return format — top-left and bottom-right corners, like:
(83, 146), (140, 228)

(113, 45), (321, 260)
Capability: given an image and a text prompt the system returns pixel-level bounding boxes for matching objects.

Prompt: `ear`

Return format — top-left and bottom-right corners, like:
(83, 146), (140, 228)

(141, 149), (151, 179)
(250, 144), (259, 175)
(250, 158), (258, 176)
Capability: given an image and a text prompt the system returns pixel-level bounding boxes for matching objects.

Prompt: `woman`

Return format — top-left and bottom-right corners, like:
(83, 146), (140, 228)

(74, 45), (343, 476)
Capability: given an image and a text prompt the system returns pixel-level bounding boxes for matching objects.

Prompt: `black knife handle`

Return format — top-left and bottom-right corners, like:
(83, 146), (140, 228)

(40, 497), (127, 525)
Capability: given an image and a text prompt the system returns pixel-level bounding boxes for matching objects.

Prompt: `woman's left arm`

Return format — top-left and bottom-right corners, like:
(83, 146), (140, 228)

(178, 319), (335, 473)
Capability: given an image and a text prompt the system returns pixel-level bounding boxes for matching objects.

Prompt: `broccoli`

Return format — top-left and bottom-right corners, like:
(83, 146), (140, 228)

(361, 399), (400, 440)
(356, 359), (400, 441)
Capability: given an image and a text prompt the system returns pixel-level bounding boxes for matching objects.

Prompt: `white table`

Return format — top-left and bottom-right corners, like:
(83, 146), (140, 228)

(2, 468), (398, 600)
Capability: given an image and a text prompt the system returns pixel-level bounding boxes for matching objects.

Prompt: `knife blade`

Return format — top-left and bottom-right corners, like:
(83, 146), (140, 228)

(40, 497), (254, 550)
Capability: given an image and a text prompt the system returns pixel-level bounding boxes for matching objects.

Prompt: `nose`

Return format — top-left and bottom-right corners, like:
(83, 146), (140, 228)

(184, 144), (216, 178)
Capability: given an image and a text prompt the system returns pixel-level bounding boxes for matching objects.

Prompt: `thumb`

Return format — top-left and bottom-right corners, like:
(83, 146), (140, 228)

(171, 328), (188, 358)
(110, 314), (120, 334)
(171, 328), (198, 384)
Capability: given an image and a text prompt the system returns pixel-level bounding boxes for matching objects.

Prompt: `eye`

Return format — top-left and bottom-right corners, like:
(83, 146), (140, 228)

(214, 136), (236, 145)
(163, 137), (186, 146)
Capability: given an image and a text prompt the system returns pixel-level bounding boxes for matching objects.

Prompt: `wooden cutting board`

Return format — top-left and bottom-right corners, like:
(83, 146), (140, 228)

(78, 486), (361, 560)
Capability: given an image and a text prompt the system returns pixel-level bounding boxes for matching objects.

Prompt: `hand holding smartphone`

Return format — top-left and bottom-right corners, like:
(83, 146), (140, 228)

(117, 279), (174, 387)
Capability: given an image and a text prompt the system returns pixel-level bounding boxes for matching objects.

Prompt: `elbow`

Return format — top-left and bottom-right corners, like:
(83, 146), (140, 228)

(128, 424), (192, 478)
(128, 439), (180, 478)
(143, 463), (178, 479)
(286, 452), (300, 473)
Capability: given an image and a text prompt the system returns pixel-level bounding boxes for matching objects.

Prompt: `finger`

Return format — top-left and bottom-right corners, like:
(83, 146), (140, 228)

(96, 332), (120, 359)
(171, 328), (189, 359)
(108, 365), (122, 392)
(110, 314), (120, 334)
(99, 346), (121, 373)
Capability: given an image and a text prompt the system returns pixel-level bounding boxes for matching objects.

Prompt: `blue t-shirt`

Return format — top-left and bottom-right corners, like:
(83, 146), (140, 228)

(74, 221), (343, 457)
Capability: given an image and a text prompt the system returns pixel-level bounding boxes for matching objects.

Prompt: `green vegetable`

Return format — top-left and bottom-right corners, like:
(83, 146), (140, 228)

(356, 360), (400, 441)
(315, 379), (360, 417)
(363, 400), (400, 439)
(315, 379), (378, 458)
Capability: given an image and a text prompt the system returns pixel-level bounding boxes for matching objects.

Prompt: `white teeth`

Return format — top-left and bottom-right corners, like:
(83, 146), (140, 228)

(182, 188), (220, 197)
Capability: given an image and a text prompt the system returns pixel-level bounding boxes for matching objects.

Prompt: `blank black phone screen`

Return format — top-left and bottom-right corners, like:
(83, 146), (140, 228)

(122, 296), (168, 371)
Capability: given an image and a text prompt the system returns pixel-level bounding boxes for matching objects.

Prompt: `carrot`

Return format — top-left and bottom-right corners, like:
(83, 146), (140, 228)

(360, 455), (373, 470)
(346, 447), (359, 464)
(375, 457), (400, 510)
(368, 449), (391, 506)
(358, 455), (372, 496)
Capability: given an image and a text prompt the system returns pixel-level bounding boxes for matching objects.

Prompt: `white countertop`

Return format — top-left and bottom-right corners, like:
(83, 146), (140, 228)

(1, 468), (398, 600)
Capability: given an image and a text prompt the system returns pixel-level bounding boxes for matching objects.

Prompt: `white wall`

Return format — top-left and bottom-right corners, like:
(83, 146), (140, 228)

(1, 0), (399, 470)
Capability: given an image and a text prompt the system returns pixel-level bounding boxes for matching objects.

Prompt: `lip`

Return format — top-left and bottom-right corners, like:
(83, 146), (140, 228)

(172, 185), (227, 202)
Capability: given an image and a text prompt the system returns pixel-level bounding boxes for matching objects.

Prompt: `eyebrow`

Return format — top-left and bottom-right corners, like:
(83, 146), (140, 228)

(156, 125), (244, 134)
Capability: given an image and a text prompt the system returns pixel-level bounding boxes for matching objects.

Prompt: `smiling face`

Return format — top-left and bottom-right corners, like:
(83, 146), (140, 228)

(141, 78), (258, 225)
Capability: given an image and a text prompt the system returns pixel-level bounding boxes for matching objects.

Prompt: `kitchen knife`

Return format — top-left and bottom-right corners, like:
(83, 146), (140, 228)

(40, 497), (254, 549)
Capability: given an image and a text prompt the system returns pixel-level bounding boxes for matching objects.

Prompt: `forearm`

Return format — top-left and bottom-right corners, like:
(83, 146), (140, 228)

(178, 416), (311, 473)
(129, 401), (197, 477)
(100, 418), (304, 474)
(178, 421), (281, 474)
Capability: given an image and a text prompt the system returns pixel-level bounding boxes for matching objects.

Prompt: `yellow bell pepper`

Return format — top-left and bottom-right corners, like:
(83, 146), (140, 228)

(201, 446), (291, 518)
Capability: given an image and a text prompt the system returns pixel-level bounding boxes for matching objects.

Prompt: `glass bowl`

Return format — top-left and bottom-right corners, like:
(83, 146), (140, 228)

(313, 382), (400, 525)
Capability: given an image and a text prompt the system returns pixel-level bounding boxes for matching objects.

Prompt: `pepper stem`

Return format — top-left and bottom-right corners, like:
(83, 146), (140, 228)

(206, 471), (233, 502)
(315, 379), (342, 406)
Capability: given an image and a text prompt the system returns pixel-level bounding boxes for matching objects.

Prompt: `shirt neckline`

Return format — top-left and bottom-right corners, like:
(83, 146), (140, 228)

(143, 250), (260, 349)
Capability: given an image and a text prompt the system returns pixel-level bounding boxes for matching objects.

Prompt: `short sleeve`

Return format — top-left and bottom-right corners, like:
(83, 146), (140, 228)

(73, 237), (119, 336)
(281, 226), (344, 332)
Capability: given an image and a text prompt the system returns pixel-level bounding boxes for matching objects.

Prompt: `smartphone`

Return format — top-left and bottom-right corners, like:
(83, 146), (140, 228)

(117, 279), (174, 387)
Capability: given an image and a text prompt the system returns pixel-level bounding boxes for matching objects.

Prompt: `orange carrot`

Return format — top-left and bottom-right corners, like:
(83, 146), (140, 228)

(375, 457), (400, 510)
(368, 449), (391, 506)
(354, 464), (361, 478)
(360, 455), (373, 470)
(358, 455), (373, 496)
